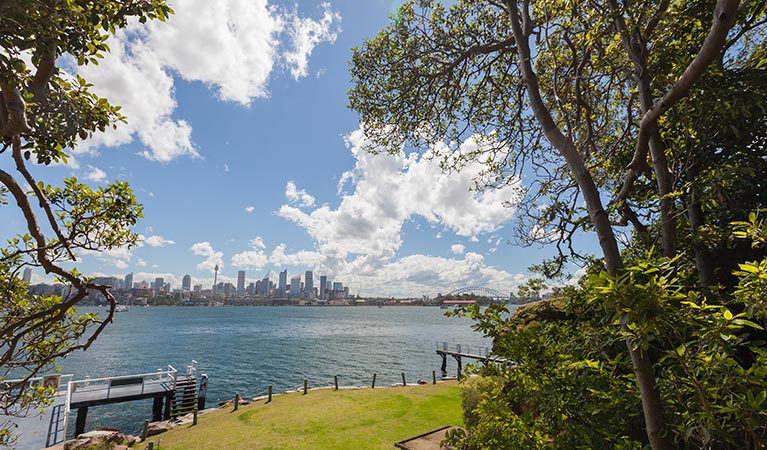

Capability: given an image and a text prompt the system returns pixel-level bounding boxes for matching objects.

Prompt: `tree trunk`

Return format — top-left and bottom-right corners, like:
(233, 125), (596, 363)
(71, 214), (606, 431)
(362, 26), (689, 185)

(504, 3), (672, 449)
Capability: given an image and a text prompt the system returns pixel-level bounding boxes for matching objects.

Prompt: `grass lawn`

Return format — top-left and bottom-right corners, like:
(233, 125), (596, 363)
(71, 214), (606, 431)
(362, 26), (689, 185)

(145, 381), (463, 450)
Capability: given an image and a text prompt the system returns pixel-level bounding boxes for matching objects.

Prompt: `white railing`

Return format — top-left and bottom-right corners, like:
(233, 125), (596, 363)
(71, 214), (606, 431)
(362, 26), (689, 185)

(436, 341), (491, 357)
(66, 365), (177, 408)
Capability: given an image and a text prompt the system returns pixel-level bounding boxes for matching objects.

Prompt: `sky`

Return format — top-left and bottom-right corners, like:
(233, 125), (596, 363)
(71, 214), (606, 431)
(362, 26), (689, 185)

(4, 0), (597, 298)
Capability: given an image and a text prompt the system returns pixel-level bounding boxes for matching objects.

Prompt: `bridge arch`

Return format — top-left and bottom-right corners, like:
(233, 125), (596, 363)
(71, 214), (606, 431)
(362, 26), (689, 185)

(444, 286), (515, 302)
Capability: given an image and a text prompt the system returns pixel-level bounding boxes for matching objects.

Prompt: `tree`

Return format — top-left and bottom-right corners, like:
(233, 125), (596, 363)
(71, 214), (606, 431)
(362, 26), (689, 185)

(349, 0), (766, 448)
(0, 1), (171, 445)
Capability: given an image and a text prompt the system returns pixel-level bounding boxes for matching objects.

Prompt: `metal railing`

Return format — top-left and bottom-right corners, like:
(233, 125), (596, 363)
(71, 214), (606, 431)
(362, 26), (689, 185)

(436, 341), (491, 357)
(66, 365), (177, 407)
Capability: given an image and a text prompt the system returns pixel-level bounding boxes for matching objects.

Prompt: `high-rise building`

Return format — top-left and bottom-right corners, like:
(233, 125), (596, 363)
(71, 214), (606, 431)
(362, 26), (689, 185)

(124, 272), (133, 290)
(154, 277), (164, 291)
(319, 275), (327, 300)
(182, 274), (192, 291)
(333, 282), (343, 291)
(279, 269), (288, 296)
(290, 275), (301, 298)
(22, 268), (32, 283)
(237, 270), (246, 296)
(304, 271), (313, 296)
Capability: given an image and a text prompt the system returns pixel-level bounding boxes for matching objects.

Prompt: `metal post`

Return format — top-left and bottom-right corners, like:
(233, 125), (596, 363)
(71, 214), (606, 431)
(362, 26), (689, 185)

(432, 370), (436, 384)
(334, 375), (338, 390)
(193, 408), (198, 426)
(141, 419), (149, 441)
(303, 379), (308, 395)
(371, 373), (377, 389)
(267, 385), (272, 403)
(148, 442), (154, 450)
(401, 373), (406, 386)
(234, 393), (240, 411)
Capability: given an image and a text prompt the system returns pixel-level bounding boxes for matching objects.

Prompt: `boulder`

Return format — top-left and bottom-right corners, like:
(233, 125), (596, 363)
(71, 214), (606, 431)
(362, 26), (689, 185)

(146, 420), (176, 436)
(508, 297), (570, 329)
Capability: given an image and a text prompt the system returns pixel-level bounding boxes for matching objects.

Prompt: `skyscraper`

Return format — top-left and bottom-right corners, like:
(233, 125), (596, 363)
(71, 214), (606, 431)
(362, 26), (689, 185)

(124, 272), (133, 290)
(319, 275), (327, 300)
(237, 270), (246, 296)
(279, 269), (287, 297)
(22, 268), (32, 283)
(290, 275), (301, 298)
(154, 277), (164, 291)
(182, 274), (192, 291)
(304, 270), (313, 297)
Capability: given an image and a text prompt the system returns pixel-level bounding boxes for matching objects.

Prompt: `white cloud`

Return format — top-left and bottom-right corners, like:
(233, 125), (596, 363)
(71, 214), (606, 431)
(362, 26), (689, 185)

(231, 250), (269, 269)
(276, 128), (520, 269)
(283, 3), (341, 79)
(450, 244), (465, 255)
(190, 241), (224, 272)
(285, 180), (316, 207)
(74, 0), (341, 161)
(249, 237), (266, 249)
(84, 165), (107, 182)
(269, 243), (325, 267)
(245, 206), (255, 213)
(142, 235), (176, 247)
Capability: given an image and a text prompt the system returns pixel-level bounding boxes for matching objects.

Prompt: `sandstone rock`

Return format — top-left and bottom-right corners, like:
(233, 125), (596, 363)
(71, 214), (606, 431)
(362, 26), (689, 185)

(147, 420), (176, 436)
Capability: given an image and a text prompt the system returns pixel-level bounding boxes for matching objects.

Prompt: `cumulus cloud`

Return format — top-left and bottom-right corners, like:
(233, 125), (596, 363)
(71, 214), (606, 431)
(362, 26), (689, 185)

(142, 235), (176, 247)
(84, 165), (107, 182)
(283, 3), (341, 79)
(73, 0), (340, 161)
(190, 241), (224, 272)
(268, 243), (325, 267)
(231, 251), (269, 269)
(450, 244), (465, 255)
(245, 206), (255, 213)
(249, 237), (266, 249)
(277, 128), (521, 269)
(285, 180), (316, 207)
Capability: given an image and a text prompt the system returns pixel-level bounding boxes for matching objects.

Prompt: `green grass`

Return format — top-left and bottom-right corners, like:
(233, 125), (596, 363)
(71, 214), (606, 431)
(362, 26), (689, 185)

(146, 382), (462, 450)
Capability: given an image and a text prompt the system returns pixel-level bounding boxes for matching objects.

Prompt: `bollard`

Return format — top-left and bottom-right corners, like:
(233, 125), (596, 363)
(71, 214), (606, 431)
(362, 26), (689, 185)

(372, 373), (377, 389)
(432, 370), (436, 384)
(303, 379), (308, 395)
(193, 407), (198, 426)
(401, 372), (406, 386)
(234, 393), (240, 411)
(141, 419), (149, 441)
(267, 385), (272, 403)
(148, 443), (154, 450)
(334, 375), (338, 390)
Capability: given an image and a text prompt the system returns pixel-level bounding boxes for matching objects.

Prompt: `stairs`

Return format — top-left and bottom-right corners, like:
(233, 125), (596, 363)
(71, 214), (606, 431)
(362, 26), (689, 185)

(170, 375), (197, 418)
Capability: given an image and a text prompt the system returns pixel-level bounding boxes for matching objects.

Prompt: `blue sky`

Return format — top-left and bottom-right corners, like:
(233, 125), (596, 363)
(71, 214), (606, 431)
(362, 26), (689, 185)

(5, 0), (597, 297)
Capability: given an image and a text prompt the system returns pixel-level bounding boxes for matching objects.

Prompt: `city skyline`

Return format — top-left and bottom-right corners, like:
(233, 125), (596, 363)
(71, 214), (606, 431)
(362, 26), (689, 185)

(0, 0), (596, 298)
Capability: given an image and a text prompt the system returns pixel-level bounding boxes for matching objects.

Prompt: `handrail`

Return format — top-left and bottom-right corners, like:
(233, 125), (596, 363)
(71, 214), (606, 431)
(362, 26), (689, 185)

(1, 374), (73, 390)
(68, 366), (178, 405)
(435, 341), (491, 357)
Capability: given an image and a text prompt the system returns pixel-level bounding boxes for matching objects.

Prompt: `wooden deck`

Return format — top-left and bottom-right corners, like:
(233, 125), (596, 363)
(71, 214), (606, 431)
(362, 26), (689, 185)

(69, 378), (174, 408)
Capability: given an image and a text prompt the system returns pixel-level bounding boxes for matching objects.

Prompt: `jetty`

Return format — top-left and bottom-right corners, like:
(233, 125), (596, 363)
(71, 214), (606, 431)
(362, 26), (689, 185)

(2, 361), (200, 449)
(435, 342), (509, 378)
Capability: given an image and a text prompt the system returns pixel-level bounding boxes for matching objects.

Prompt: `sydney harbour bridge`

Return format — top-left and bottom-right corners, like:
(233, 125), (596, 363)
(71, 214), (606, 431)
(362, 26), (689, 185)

(442, 286), (518, 304)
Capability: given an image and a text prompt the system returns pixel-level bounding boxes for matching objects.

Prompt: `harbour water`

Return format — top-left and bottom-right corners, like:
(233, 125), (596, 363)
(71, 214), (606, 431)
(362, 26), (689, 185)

(51, 305), (498, 436)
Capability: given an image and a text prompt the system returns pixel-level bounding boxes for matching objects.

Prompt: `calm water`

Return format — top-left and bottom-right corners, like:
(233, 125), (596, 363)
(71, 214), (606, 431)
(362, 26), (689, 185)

(55, 305), (496, 435)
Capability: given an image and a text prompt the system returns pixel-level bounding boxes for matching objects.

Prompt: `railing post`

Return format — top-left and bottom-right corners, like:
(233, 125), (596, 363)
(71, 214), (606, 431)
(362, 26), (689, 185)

(401, 373), (406, 386)
(234, 393), (240, 411)
(267, 385), (272, 403)
(193, 407), (198, 426)
(371, 373), (377, 389)
(303, 379), (308, 395)
(141, 420), (149, 441)
(432, 371), (436, 384)
(334, 375), (338, 390)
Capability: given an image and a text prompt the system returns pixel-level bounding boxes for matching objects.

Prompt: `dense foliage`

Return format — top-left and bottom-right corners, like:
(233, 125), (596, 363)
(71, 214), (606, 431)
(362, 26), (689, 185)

(0, 1), (171, 445)
(453, 216), (767, 449)
(350, 0), (767, 448)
